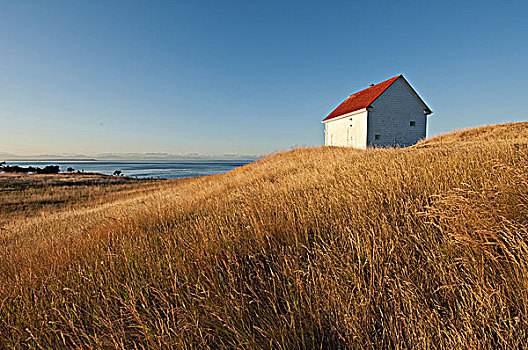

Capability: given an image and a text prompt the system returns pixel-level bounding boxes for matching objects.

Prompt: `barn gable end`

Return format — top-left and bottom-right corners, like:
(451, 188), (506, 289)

(367, 77), (430, 147)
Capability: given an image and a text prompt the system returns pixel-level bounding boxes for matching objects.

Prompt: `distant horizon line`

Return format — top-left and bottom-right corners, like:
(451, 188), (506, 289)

(3, 158), (259, 162)
(0, 152), (261, 162)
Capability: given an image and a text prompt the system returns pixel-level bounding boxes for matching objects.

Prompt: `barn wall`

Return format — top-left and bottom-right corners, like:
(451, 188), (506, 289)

(324, 110), (368, 148)
(367, 78), (428, 147)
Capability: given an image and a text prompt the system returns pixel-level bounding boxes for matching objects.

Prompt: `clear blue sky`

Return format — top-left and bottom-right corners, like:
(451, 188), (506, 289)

(1, 0), (527, 157)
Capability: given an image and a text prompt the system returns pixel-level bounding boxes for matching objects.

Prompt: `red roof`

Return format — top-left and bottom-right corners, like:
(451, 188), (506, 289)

(323, 74), (402, 122)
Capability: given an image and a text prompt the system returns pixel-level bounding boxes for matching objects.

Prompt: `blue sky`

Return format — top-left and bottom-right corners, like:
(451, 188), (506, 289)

(1, 0), (527, 157)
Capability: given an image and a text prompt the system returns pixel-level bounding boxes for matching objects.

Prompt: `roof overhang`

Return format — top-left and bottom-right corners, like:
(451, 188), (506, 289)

(397, 76), (433, 115)
(321, 108), (368, 124)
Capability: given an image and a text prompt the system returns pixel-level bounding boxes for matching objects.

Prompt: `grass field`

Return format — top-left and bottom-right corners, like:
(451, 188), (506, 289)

(1, 122), (528, 348)
(0, 173), (165, 226)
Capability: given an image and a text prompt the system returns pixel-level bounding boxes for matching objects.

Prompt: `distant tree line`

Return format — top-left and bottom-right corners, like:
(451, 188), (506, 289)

(0, 164), (60, 174)
(1, 162), (124, 177)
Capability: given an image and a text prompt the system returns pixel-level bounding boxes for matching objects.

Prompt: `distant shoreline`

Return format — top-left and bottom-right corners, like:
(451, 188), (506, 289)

(2, 159), (254, 180)
(5, 159), (98, 162)
(4, 158), (257, 162)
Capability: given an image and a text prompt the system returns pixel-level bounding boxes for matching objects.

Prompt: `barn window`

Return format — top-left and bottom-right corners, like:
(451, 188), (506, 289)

(410, 121), (416, 126)
(374, 134), (381, 140)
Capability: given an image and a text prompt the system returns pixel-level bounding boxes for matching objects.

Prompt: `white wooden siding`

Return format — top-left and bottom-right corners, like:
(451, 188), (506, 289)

(324, 110), (368, 148)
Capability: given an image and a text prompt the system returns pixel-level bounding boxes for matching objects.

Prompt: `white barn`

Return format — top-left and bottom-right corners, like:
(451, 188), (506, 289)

(322, 75), (432, 148)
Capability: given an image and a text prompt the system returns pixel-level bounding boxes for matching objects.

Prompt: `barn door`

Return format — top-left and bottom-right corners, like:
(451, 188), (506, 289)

(347, 128), (354, 146)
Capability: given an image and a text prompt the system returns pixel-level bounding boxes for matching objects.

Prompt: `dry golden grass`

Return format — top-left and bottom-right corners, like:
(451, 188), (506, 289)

(0, 173), (164, 226)
(1, 122), (528, 348)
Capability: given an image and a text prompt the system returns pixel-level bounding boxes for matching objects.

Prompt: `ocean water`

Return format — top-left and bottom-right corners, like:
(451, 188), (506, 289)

(5, 160), (254, 179)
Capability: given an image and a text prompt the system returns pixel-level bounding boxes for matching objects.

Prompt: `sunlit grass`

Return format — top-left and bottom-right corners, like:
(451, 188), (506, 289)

(0, 173), (164, 226)
(1, 122), (528, 348)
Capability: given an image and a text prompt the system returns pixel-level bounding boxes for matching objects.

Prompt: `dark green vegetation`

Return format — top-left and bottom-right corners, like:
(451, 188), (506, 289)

(1, 123), (528, 348)
(1, 164), (60, 174)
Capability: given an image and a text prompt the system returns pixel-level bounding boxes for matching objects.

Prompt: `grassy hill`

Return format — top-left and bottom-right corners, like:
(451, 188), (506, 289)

(1, 122), (528, 348)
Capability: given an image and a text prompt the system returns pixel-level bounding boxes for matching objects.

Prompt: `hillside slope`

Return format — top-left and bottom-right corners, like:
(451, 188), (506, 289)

(2, 122), (528, 348)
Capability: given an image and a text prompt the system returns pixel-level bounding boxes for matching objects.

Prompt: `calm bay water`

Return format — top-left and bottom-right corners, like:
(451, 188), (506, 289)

(6, 160), (254, 179)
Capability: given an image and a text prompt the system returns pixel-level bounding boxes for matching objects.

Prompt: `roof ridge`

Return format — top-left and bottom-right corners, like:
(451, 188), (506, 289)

(350, 74), (402, 97)
(363, 74), (402, 105)
(322, 74), (402, 122)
